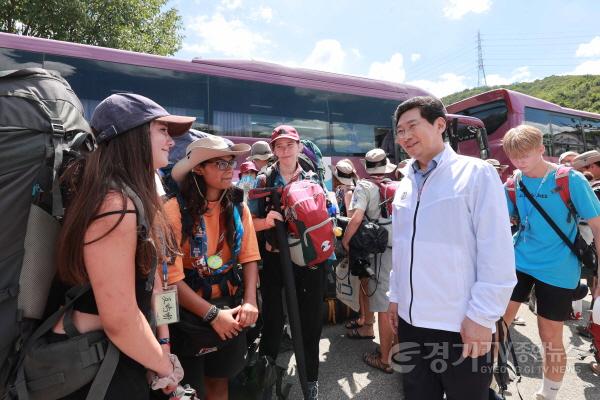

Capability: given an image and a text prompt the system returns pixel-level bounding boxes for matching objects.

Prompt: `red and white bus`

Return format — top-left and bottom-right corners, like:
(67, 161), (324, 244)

(448, 88), (600, 176)
(0, 33), (488, 186)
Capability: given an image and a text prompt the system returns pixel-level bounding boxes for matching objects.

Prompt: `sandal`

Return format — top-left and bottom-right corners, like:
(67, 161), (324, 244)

(346, 323), (375, 340)
(345, 319), (364, 329)
(363, 350), (393, 374)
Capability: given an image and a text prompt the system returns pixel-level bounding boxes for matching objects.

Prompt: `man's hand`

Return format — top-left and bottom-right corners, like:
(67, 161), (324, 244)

(388, 302), (399, 335)
(460, 316), (492, 358)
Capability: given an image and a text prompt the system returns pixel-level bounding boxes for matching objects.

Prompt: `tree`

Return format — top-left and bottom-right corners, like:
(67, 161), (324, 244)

(0, 0), (183, 56)
(442, 75), (600, 114)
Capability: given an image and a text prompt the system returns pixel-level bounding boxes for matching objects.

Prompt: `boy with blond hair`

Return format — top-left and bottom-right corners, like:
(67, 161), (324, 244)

(502, 125), (600, 399)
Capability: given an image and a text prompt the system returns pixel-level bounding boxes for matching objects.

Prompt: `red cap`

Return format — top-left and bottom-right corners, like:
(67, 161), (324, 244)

(239, 161), (259, 178)
(270, 125), (300, 143)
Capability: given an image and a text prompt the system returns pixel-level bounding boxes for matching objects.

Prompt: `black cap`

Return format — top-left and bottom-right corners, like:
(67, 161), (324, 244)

(91, 93), (195, 143)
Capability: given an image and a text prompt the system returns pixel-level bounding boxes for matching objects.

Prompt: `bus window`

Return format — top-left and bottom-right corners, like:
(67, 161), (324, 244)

(209, 76), (330, 151)
(456, 100), (507, 136)
(583, 118), (600, 150)
(524, 107), (553, 154)
(0, 48), (43, 70)
(42, 54), (208, 126)
(549, 114), (584, 156)
(329, 93), (396, 160)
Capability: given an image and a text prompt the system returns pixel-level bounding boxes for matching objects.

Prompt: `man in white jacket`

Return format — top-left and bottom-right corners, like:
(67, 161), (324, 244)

(388, 96), (517, 400)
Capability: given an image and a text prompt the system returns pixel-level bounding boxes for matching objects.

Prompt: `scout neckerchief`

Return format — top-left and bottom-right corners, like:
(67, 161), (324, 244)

(189, 195), (244, 276)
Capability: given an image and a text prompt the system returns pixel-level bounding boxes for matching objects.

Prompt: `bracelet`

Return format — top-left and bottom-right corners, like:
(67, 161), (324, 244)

(203, 305), (219, 323)
(158, 337), (170, 345)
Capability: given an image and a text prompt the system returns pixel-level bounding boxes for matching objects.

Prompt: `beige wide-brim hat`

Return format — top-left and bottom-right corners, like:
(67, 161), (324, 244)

(364, 148), (396, 175)
(572, 150), (600, 169)
(328, 159), (358, 186)
(171, 136), (250, 184)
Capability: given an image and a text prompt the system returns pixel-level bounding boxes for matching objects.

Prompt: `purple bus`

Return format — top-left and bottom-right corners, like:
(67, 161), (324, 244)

(0, 32), (488, 184)
(448, 88), (600, 177)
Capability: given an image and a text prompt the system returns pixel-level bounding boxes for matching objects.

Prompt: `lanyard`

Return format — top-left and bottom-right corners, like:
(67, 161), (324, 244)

(162, 261), (168, 290)
(518, 166), (553, 234)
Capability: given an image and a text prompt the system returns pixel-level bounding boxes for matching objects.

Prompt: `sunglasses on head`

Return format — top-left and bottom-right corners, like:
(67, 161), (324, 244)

(205, 159), (237, 170)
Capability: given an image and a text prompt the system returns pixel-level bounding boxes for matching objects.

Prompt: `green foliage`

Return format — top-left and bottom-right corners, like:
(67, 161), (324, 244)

(0, 0), (183, 56)
(442, 75), (600, 114)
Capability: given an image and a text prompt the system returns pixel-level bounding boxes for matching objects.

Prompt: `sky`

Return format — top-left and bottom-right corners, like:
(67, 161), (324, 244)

(170, 0), (600, 97)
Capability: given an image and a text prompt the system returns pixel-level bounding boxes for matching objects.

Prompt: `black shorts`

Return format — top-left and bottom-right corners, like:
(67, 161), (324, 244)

(178, 331), (247, 396)
(510, 270), (575, 322)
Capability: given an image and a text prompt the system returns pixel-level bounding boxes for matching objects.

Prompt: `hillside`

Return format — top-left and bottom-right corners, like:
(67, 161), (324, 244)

(442, 75), (600, 114)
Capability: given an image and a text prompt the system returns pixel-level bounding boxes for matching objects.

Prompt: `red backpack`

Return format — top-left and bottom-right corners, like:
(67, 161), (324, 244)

(281, 179), (334, 267)
(370, 178), (399, 219)
(505, 165), (573, 219)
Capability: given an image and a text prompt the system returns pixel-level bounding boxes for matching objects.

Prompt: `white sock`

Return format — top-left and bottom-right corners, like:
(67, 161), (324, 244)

(535, 376), (562, 400)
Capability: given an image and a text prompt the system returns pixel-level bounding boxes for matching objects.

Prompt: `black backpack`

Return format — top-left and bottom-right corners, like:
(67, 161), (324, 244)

(0, 68), (121, 399)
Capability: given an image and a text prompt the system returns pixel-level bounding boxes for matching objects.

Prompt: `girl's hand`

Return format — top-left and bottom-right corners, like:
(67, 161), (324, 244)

(237, 302), (259, 328)
(210, 306), (242, 340)
(265, 210), (284, 228)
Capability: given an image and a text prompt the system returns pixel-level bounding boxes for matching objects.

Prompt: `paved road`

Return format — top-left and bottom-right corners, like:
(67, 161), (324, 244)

(276, 294), (600, 399)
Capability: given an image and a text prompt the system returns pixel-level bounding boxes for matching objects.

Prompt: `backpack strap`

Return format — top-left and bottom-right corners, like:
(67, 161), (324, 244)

(14, 283), (120, 400)
(555, 165), (571, 205)
(555, 165), (577, 223)
(505, 175), (517, 208)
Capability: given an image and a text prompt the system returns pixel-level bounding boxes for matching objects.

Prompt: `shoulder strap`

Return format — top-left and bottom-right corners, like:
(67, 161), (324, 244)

(505, 175), (517, 208)
(520, 182), (581, 261)
(265, 165), (277, 189)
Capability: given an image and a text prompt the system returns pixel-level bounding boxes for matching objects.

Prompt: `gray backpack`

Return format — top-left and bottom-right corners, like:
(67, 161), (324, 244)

(0, 68), (114, 399)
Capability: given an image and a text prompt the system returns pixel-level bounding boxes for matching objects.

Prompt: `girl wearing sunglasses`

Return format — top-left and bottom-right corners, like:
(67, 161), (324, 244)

(164, 136), (260, 400)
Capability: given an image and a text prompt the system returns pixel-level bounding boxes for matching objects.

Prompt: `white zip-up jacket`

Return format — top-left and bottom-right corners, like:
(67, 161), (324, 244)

(389, 144), (516, 332)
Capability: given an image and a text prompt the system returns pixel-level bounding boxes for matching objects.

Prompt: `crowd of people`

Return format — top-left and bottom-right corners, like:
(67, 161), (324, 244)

(36, 91), (600, 400)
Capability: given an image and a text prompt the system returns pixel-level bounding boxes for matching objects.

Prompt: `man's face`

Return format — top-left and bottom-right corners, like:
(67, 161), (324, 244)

(507, 146), (545, 175)
(395, 108), (446, 162)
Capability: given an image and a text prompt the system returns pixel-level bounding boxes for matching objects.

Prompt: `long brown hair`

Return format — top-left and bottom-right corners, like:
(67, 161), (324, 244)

(57, 123), (178, 285)
(177, 166), (243, 252)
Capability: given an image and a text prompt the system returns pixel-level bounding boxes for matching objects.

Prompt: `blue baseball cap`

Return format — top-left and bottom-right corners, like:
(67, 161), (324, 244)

(91, 93), (195, 143)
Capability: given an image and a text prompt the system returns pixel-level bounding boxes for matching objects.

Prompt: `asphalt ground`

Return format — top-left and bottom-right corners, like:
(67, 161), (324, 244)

(275, 293), (600, 399)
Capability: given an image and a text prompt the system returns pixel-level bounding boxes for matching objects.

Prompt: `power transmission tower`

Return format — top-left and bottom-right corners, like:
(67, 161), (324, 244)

(477, 30), (488, 87)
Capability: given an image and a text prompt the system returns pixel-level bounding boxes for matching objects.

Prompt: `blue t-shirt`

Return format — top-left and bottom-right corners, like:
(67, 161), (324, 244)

(506, 169), (600, 289)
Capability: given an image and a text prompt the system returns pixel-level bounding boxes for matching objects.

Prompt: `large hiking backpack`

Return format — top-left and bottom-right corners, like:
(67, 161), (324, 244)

(282, 179), (335, 267)
(0, 68), (95, 397)
(369, 177), (399, 219)
(298, 139), (325, 184)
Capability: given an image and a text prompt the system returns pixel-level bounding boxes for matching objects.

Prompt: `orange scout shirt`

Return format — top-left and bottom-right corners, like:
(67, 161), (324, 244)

(164, 197), (261, 287)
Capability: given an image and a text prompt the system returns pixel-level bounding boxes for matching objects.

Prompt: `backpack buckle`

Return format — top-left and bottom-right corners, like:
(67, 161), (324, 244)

(50, 119), (65, 135)
(81, 341), (106, 367)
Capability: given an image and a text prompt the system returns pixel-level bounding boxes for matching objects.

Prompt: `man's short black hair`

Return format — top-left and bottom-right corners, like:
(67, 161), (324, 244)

(394, 96), (447, 127)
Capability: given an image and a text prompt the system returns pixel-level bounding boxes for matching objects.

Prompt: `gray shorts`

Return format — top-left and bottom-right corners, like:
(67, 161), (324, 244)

(367, 248), (392, 313)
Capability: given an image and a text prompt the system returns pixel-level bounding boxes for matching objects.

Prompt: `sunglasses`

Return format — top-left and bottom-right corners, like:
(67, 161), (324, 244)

(205, 159), (237, 170)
